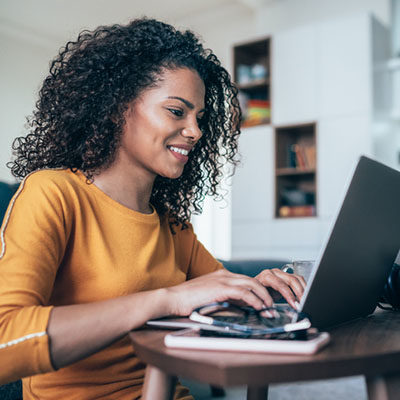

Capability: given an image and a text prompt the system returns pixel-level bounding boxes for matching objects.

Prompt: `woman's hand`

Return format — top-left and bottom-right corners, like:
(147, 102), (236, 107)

(166, 268), (305, 316)
(167, 269), (272, 316)
(254, 268), (306, 308)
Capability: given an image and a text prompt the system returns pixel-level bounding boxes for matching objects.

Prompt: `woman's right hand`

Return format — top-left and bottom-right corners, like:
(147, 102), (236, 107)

(166, 269), (277, 316)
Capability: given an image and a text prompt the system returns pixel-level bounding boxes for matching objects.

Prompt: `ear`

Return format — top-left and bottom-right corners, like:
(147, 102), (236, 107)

(123, 100), (139, 120)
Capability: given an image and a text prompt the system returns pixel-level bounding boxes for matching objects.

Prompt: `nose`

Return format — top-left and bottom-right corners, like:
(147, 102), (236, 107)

(181, 119), (203, 142)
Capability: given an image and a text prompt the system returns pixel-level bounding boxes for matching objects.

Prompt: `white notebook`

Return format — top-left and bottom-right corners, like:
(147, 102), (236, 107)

(164, 328), (330, 355)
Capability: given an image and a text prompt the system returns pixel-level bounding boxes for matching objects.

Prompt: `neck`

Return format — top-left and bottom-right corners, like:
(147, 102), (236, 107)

(93, 162), (155, 214)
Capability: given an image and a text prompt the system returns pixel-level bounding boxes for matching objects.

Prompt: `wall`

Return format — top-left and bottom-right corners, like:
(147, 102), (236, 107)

(0, 23), (56, 182)
(255, 0), (390, 33)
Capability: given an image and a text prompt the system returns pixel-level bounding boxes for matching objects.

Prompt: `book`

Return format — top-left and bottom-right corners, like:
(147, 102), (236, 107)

(279, 205), (316, 217)
(288, 143), (316, 170)
(292, 144), (306, 169)
(164, 328), (330, 355)
(304, 145), (316, 168)
(242, 98), (271, 126)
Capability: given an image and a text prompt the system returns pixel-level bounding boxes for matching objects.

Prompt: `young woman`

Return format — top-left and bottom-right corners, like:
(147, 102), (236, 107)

(0, 18), (305, 399)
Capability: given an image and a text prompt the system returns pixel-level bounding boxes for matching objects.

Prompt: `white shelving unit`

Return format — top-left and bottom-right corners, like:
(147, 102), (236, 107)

(229, 13), (391, 260)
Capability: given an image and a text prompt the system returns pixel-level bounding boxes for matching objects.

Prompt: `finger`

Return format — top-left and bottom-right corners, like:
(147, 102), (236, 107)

(208, 269), (275, 308)
(266, 268), (305, 297)
(297, 274), (307, 290)
(255, 270), (297, 308)
(280, 269), (307, 290)
(272, 269), (306, 300)
(225, 286), (273, 309)
(225, 275), (273, 307)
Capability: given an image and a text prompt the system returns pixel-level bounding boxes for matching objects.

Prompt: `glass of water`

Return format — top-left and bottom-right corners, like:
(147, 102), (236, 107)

(282, 260), (315, 283)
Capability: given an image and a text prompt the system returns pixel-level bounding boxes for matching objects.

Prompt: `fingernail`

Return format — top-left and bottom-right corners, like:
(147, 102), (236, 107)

(264, 310), (274, 318)
(295, 301), (300, 310)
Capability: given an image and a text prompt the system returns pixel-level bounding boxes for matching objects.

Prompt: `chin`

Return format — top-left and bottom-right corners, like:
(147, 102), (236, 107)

(159, 169), (184, 180)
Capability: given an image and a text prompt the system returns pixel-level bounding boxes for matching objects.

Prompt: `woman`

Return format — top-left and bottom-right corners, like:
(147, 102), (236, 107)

(0, 18), (305, 399)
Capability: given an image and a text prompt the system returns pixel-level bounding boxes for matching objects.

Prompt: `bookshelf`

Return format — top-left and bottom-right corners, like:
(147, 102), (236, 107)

(233, 38), (271, 127)
(275, 123), (317, 218)
(226, 14), (388, 260)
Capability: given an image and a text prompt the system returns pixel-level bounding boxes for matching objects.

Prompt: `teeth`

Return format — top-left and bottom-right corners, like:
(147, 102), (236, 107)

(168, 146), (189, 156)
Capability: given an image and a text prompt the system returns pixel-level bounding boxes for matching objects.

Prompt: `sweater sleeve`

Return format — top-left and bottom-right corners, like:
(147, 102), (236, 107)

(0, 173), (68, 384)
(173, 222), (224, 279)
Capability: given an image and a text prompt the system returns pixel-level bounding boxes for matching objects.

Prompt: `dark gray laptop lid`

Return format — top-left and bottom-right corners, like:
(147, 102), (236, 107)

(301, 156), (400, 329)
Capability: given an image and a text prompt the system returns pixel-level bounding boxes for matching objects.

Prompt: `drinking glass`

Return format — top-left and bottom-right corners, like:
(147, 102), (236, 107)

(282, 260), (315, 283)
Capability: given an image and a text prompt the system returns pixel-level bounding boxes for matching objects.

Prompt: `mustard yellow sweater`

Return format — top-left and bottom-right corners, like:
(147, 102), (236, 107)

(0, 169), (222, 399)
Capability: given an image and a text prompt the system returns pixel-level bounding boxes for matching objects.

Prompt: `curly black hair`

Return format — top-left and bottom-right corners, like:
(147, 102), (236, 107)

(8, 18), (241, 226)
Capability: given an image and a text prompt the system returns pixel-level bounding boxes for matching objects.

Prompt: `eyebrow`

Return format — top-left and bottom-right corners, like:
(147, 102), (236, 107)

(167, 96), (205, 113)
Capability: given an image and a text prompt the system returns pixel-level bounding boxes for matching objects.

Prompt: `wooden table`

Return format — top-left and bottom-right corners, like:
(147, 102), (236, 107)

(129, 309), (400, 400)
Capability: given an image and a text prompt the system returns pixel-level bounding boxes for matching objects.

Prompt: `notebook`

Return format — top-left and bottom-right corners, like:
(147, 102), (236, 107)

(148, 156), (400, 331)
(164, 328), (330, 354)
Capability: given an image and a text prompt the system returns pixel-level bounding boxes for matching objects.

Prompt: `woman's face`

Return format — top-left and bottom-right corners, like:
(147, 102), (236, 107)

(117, 67), (205, 181)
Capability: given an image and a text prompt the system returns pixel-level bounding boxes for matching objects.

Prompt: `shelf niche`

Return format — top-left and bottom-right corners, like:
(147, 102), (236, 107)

(275, 123), (317, 218)
(233, 37), (271, 127)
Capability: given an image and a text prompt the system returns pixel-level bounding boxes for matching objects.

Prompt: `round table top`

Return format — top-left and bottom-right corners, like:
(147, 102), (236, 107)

(129, 309), (400, 386)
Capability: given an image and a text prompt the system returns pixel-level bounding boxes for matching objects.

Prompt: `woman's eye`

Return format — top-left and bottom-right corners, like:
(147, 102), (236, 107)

(168, 108), (184, 117)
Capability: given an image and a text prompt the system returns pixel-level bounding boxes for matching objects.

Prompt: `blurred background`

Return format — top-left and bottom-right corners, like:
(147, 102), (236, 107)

(0, 0), (398, 262)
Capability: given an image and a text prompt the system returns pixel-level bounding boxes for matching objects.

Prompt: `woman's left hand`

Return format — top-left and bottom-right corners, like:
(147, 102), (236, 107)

(254, 268), (306, 308)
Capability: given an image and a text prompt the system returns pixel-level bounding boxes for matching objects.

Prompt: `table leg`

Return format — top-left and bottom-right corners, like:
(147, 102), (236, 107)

(141, 364), (177, 400)
(247, 385), (269, 400)
(366, 374), (400, 400)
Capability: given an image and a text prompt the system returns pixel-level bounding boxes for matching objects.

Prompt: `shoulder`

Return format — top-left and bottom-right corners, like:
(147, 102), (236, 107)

(170, 219), (197, 247)
(22, 169), (85, 193)
(24, 169), (79, 187)
(18, 169), (86, 206)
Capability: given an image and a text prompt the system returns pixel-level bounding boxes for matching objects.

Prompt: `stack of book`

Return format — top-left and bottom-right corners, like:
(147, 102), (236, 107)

(278, 205), (316, 218)
(243, 99), (270, 126)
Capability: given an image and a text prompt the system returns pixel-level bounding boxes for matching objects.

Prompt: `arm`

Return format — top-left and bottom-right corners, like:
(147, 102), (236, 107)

(47, 269), (271, 369)
(47, 287), (170, 369)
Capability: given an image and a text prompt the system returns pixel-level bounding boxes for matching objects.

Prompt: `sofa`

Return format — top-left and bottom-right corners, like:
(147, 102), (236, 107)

(0, 182), (19, 222)
(221, 258), (288, 276)
(0, 182), (22, 398)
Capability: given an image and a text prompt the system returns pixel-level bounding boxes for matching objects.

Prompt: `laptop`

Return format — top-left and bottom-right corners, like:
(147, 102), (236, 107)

(299, 155), (400, 329)
(148, 155), (400, 331)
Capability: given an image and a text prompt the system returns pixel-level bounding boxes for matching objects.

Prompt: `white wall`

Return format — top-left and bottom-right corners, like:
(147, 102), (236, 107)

(255, 0), (390, 34)
(0, 24), (56, 182)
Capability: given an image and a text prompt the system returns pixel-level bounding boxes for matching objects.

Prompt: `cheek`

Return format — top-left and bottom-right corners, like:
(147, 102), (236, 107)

(123, 106), (173, 151)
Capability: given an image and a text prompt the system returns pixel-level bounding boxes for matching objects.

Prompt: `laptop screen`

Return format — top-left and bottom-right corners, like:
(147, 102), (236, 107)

(300, 156), (400, 329)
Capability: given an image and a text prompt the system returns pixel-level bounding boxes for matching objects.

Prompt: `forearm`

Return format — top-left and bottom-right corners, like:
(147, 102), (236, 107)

(47, 287), (170, 369)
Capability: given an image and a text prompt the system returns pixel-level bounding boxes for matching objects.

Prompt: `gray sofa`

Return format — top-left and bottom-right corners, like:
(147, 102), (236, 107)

(221, 259), (288, 276)
(0, 182), (22, 399)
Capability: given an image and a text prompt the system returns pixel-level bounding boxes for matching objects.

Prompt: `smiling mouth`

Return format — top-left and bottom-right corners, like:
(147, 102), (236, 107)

(167, 146), (190, 156)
